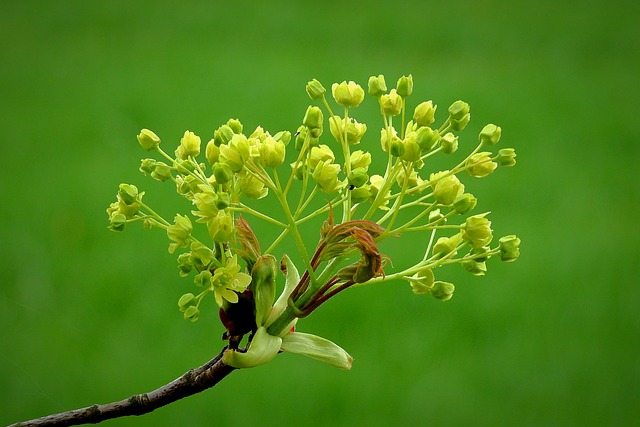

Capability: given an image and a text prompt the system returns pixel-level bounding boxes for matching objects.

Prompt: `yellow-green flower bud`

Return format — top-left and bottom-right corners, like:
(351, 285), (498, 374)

(329, 116), (367, 145)
(183, 305), (200, 322)
(331, 80), (365, 108)
(274, 130), (292, 146)
(214, 192), (230, 210)
(306, 78), (326, 100)
(177, 252), (192, 277)
(433, 233), (463, 258)
(466, 152), (498, 178)
(189, 241), (214, 268)
(175, 130), (201, 160)
(259, 136), (286, 168)
(430, 281), (455, 301)
(389, 138), (405, 158)
(303, 105), (324, 130)
(214, 125), (235, 146)
(368, 74), (387, 96)
(415, 126), (440, 152)
(499, 235), (521, 262)
(349, 150), (372, 170)
(430, 171), (465, 205)
(208, 210), (234, 242)
(238, 171), (268, 199)
(450, 113), (471, 131)
(408, 268), (435, 295)
(350, 185), (371, 204)
(440, 132), (458, 154)
(348, 167), (368, 188)
(294, 125), (308, 151)
(396, 74), (413, 97)
(178, 293), (196, 310)
(139, 158), (155, 174)
(401, 133), (421, 162)
(453, 193), (477, 214)
(380, 127), (400, 152)
(413, 101), (437, 127)
(205, 139), (220, 165)
(448, 100), (470, 121)
(213, 162), (233, 184)
(369, 174), (390, 210)
(462, 259), (487, 276)
(137, 129), (160, 151)
(498, 148), (517, 166)
(118, 183), (139, 205)
(167, 214), (192, 253)
(479, 124), (501, 146)
(290, 161), (306, 180)
(151, 162), (172, 182)
(219, 134), (250, 172)
(463, 213), (493, 248)
(226, 118), (243, 134)
(380, 89), (403, 116)
(109, 213), (127, 232)
(308, 144), (335, 169)
(312, 160), (342, 194)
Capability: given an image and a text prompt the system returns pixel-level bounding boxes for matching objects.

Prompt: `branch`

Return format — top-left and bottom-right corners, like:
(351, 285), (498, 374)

(10, 348), (235, 427)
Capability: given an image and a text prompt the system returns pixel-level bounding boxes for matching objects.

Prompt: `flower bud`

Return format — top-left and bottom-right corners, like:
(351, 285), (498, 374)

(215, 192), (230, 210)
(380, 89), (403, 116)
(214, 125), (235, 146)
(453, 193), (477, 214)
(408, 268), (435, 295)
(139, 158), (156, 174)
(430, 171), (465, 205)
(368, 74), (387, 96)
(430, 281), (455, 301)
(498, 148), (517, 166)
(177, 252), (192, 277)
(226, 118), (243, 134)
(448, 100), (470, 121)
(462, 259), (487, 276)
(274, 130), (292, 146)
(205, 139), (220, 165)
(450, 113), (471, 131)
(389, 138), (405, 158)
(401, 133), (421, 162)
(463, 213), (493, 248)
(238, 171), (268, 199)
(413, 101), (437, 127)
(294, 125), (308, 151)
(108, 213), (127, 232)
(466, 152), (497, 178)
(137, 129), (160, 151)
(290, 161), (307, 180)
(219, 134), (250, 172)
(348, 167), (368, 188)
(349, 150), (372, 170)
(479, 123), (502, 145)
(331, 81), (365, 108)
(178, 293), (196, 310)
(380, 127), (400, 152)
(167, 214), (193, 253)
(396, 74), (413, 97)
(151, 162), (172, 182)
(350, 185), (371, 204)
(440, 132), (458, 154)
(308, 144), (335, 169)
(312, 160), (342, 194)
(213, 162), (234, 184)
(175, 130), (201, 160)
(414, 126), (440, 152)
(433, 233), (463, 258)
(259, 136), (286, 168)
(306, 78), (326, 100)
(303, 105), (324, 130)
(118, 183), (139, 205)
(183, 305), (200, 322)
(329, 116), (367, 145)
(499, 235), (521, 262)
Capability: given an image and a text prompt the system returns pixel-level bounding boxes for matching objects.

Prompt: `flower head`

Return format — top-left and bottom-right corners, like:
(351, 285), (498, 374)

(211, 255), (252, 306)
(331, 81), (365, 108)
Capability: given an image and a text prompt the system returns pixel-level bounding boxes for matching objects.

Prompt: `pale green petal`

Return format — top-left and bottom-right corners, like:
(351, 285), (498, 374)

(222, 289), (239, 304)
(265, 255), (299, 326)
(222, 327), (282, 368)
(233, 272), (252, 290)
(281, 331), (353, 370)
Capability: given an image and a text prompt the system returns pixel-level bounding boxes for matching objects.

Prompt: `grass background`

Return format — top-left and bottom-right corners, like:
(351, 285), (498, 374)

(1, 0), (638, 425)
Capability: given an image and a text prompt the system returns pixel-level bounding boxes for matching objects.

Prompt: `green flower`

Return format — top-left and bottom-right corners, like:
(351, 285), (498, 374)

(430, 281), (455, 301)
(367, 74), (387, 97)
(407, 268), (435, 295)
(137, 129), (160, 151)
(312, 160), (342, 194)
(380, 89), (403, 116)
(175, 130), (201, 160)
(306, 79), (326, 100)
(211, 255), (252, 306)
(167, 214), (193, 253)
(479, 124), (502, 146)
(498, 148), (517, 166)
(499, 235), (521, 261)
(396, 74), (413, 97)
(259, 136), (286, 168)
(331, 81), (365, 108)
(329, 116), (367, 145)
(413, 101), (437, 127)
(349, 150), (372, 170)
(463, 213), (493, 248)
(430, 171), (465, 205)
(466, 152), (498, 178)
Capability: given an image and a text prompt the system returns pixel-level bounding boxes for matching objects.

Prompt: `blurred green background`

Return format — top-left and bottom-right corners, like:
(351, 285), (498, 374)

(1, 0), (638, 425)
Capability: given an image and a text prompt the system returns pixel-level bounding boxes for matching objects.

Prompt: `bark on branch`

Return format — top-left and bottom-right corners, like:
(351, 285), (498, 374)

(9, 348), (235, 427)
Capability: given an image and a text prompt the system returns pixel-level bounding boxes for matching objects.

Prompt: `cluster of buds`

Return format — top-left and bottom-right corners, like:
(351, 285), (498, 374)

(107, 74), (520, 370)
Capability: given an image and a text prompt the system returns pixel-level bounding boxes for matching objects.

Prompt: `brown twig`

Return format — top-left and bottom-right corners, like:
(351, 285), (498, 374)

(9, 348), (235, 427)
